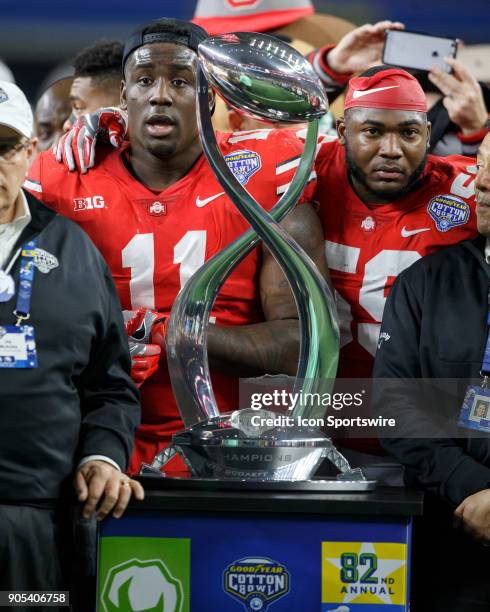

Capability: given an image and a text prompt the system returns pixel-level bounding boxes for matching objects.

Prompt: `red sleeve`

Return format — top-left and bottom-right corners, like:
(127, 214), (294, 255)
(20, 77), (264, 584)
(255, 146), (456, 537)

(271, 128), (317, 205)
(308, 45), (352, 87)
(426, 155), (477, 228)
(441, 154), (477, 203)
(24, 152), (61, 212)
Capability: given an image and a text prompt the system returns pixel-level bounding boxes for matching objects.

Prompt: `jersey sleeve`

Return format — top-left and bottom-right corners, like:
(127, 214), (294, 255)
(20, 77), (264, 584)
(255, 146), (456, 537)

(272, 128), (317, 205)
(441, 154), (477, 204)
(24, 152), (61, 213)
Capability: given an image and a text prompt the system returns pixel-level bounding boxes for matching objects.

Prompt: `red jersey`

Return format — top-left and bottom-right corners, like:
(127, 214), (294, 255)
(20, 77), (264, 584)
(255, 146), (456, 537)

(26, 128), (316, 472)
(315, 138), (478, 379)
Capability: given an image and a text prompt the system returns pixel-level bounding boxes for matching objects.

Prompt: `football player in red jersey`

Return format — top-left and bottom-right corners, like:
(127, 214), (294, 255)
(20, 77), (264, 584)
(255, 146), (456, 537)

(25, 18), (326, 474)
(315, 67), (479, 380)
(313, 66), (481, 478)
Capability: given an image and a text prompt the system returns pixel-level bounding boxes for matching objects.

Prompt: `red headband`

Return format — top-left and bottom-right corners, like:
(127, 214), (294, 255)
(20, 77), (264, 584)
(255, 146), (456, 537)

(344, 68), (427, 112)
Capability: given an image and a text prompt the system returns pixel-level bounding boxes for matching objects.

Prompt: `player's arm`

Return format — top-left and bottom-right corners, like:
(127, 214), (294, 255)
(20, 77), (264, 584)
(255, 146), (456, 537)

(206, 202), (329, 376)
(308, 20), (405, 96)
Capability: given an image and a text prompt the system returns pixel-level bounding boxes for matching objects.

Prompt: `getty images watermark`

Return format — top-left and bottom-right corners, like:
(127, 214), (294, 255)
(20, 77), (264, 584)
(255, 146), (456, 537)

(247, 388), (396, 430)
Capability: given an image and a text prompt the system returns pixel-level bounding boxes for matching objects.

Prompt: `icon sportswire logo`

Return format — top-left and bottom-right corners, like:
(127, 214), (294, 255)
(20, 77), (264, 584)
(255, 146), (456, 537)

(352, 85), (399, 99)
(196, 192), (224, 208)
(401, 226), (430, 238)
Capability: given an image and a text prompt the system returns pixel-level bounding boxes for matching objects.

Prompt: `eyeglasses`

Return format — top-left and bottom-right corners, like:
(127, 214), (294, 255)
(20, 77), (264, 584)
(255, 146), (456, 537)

(0, 141), (30, 164)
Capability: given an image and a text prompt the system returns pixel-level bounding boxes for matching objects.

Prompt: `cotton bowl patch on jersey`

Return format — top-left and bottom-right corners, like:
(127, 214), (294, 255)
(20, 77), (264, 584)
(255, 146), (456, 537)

(428, 194), (470, 232)
(224, 149), (262, 185)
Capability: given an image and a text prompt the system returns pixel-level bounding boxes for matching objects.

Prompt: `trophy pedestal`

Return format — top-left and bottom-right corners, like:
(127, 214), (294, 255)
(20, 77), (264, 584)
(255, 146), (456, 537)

(140, 412), (374, 491)
(139, 471), (377, 493)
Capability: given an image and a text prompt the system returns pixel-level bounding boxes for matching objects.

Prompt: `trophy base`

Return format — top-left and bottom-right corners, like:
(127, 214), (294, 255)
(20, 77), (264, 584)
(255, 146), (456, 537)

(138, 470), (376, 493)
(141, 412), (375, 486)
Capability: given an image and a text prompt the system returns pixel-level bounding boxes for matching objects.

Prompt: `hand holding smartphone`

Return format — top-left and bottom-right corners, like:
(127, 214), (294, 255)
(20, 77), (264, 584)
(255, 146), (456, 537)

(383, 30), (458, 73)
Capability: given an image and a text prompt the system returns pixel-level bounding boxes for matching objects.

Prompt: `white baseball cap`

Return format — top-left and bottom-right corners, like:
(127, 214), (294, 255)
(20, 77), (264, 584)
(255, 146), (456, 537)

(0, 80), (33, 139)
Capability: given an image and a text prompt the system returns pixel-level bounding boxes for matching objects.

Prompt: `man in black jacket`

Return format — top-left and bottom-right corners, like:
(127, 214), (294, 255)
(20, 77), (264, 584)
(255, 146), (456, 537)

(373, 133), (490, 609)
(0, 80), (142, 605)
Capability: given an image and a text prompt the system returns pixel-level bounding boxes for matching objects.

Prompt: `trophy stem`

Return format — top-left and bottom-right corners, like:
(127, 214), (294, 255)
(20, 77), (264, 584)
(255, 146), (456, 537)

(195, 67), (339, 420)
(166, 71), (324, 428)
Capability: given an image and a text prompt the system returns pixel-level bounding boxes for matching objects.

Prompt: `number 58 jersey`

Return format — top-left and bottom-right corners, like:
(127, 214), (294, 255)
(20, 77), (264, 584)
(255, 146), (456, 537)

(315, 139), (478, 378)
(25, 129), (316, 464)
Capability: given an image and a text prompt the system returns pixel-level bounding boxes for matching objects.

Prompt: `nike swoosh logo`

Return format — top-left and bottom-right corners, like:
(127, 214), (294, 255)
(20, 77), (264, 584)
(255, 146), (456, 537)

(352, 85), (399, 99)
(401, 226), (431, 238)
(131, 319), (147, 342)
(196, 192), (224, 208)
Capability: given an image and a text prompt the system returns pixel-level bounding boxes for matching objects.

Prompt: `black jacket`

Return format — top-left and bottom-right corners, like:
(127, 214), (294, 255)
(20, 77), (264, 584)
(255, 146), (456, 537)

(373, 235), (490, 506)
(0, 191), (139, 501)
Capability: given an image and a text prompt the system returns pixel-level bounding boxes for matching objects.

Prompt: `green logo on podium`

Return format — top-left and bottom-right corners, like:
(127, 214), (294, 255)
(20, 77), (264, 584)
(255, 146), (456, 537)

(98, 537), (190, 612)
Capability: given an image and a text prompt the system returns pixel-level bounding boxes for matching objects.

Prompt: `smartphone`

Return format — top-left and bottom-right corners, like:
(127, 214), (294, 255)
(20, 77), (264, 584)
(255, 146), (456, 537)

(383, 29), (458, 73)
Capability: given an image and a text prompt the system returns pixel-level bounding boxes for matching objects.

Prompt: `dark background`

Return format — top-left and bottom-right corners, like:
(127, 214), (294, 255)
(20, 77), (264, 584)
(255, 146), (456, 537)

(1, 0), (488, 100)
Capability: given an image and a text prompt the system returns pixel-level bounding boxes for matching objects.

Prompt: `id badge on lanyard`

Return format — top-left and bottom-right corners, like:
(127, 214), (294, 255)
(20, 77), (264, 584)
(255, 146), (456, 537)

(459, 289), (490, 432)
(0, 240), (38, 368)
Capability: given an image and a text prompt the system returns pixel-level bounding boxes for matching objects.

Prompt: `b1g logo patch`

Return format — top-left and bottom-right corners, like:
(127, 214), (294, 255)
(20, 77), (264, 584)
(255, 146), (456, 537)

(225, 150), (262, 185)
(428, 194), (470, 232)
(73, 195), (105, 211)
(223, 557), (290, 611)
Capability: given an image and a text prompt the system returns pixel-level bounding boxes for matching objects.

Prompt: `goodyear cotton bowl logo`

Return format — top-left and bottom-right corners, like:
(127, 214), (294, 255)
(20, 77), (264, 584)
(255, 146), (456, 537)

(225, 150), (262, 185)
(101, 558), (183, 612)
(224, 557), (290, 611)
(428, 194), (470, 232)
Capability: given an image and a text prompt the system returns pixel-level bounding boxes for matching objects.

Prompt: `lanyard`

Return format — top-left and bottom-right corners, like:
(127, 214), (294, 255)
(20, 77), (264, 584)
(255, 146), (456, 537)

(13, 239), (37, 326)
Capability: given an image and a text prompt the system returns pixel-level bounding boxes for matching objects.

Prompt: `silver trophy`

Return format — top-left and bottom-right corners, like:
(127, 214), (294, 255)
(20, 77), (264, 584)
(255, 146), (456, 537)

(141, 33), (372, 489)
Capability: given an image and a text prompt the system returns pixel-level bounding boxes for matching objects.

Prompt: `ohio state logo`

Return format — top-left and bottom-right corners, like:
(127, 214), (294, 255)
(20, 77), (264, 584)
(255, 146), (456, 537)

(360, 216), (376, 233)
(226, 0), (262, 9)
(148, 201), (166, 216)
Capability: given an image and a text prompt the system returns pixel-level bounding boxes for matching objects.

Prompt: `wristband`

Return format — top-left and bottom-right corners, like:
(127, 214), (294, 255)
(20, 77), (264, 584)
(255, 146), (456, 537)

(309, 44), (353, 86)
(457, 123), (489, 144)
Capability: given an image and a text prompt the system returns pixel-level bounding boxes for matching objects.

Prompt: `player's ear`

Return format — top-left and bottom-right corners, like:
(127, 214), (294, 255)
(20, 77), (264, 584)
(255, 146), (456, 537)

(120, 80), (127, 111)
(26, 137), (37, 164)
(426, 121), (432, 149)
(337, 117), (346, 145)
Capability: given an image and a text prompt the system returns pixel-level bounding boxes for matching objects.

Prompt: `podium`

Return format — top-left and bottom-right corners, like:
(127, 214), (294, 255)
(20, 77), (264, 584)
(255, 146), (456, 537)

(96, 484), (422, 611)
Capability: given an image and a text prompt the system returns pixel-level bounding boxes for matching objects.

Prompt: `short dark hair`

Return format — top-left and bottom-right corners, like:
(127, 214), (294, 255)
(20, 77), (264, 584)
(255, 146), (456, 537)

(123, 18), (208, 70)
(73, 40), (123, 87)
